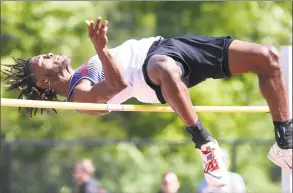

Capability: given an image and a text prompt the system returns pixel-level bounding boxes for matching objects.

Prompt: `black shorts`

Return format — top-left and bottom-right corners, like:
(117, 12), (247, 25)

(142, 35), (234, 104)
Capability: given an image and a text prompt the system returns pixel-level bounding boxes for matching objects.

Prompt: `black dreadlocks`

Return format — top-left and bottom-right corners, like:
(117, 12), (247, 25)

(1, 57), (58, 117)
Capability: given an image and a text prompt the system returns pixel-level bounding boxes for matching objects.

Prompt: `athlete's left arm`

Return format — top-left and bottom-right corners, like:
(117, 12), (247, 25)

(72, 17), (128, 116)
(86, 17), (128, 90)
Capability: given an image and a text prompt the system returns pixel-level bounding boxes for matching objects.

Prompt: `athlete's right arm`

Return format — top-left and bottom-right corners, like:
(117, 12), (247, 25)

(71, 79), (124, 115)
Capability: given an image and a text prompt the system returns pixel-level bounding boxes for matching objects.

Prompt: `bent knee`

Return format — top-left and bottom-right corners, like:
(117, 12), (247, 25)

(147, 54), (182, 85)
(258, 46), (281, 75)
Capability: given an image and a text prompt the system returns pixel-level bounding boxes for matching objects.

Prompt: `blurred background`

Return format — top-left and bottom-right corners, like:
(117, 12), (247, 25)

(0, 1), (292, 193)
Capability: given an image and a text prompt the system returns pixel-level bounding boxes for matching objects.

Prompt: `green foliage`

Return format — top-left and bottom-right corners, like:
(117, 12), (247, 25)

(1, 1), (292, 193)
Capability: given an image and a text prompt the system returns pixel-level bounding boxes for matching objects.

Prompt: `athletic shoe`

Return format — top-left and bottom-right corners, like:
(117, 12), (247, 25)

(268, 143), (292, 174)
(199, 140), (229, 189)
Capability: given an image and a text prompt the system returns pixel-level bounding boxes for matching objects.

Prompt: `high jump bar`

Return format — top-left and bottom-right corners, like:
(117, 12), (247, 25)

(0, 98), (270, 113)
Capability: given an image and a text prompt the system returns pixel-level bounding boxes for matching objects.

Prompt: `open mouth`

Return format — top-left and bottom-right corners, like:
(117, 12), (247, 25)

(61, 56), (71, 66)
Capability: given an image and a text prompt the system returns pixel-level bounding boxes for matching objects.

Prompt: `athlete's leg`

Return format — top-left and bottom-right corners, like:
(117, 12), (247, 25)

(228, 40), (292, 172)
(228, 40), (289, 122)
(147, 55), (198, 126)
(146, 54), (229, 188)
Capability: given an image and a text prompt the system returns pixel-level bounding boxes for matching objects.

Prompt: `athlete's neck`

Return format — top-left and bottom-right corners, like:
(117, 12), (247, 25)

(54, 67), (75, 97)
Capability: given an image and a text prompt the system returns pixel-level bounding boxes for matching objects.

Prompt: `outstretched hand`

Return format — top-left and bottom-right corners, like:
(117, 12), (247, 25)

(85, 17), (108, 51)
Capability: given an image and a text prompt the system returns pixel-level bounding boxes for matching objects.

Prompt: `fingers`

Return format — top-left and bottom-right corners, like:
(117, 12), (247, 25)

(100, 20), (108, 36)
(94, 17), (102, 34)
(85, 20), (94, 38)
(85, 17), (108, 38)
(85, 20), (91, 26)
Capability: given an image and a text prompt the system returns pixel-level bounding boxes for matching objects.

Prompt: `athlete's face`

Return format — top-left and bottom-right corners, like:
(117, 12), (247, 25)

(29, 53), (71, 89)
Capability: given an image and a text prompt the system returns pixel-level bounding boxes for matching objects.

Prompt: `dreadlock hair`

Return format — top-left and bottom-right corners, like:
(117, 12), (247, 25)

(1, 57), (58, 117)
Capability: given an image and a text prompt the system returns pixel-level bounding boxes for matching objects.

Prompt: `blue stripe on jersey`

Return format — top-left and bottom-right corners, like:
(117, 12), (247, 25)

(66, 57), (105, 100)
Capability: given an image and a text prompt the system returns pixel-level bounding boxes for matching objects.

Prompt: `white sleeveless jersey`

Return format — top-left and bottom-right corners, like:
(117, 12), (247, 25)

(67, 36), (162, 104)
(106, 36), (162, 104)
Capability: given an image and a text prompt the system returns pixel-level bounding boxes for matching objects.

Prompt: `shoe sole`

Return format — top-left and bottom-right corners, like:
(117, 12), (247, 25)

(268, 150), (291, 174)
(268, 151), (281, 167)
